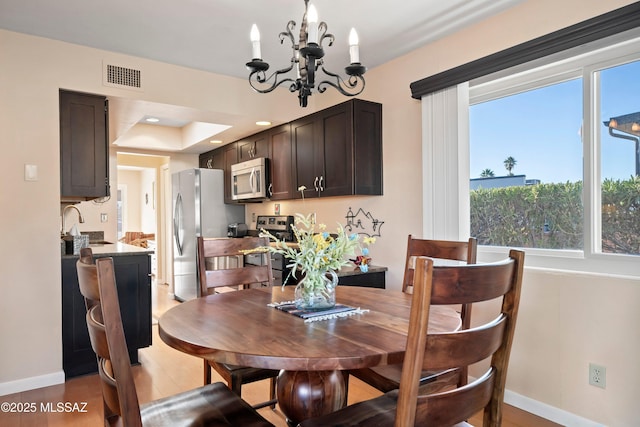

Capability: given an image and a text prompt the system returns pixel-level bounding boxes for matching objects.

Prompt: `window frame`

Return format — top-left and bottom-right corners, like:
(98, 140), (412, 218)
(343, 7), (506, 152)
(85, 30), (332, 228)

(465, 33), (640, 276)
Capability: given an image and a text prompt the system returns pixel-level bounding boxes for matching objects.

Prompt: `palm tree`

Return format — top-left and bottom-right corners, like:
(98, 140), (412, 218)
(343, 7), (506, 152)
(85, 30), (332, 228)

(504, 156), (517, 175)
(480, 169), (495, 177)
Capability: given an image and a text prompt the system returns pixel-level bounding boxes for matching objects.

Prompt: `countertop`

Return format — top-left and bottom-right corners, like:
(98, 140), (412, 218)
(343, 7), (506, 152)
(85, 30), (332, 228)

(336, 265), (387, 277)
(61, 242), (154, 259)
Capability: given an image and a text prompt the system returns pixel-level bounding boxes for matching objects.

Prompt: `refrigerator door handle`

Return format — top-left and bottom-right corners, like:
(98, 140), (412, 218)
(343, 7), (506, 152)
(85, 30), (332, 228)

(174, 192), (184, 256)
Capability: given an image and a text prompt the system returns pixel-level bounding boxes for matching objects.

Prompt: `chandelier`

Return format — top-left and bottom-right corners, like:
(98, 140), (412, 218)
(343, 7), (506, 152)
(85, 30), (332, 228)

(246, 0), (366, 107)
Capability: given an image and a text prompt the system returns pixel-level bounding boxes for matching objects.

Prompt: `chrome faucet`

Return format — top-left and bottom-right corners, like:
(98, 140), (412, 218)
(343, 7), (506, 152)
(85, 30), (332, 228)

(61, 205), (85, 235)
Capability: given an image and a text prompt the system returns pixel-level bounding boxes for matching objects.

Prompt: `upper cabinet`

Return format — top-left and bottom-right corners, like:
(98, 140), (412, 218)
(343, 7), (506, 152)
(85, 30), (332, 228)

(238, 130), (270, 162)
(351, 99), (383, 195)
(292, 99), (382, 198)
(199, 147), (224, 170)
(268, 124), (294, 200)
(199, 98), (382, 203)
(60, 90), (109, 202)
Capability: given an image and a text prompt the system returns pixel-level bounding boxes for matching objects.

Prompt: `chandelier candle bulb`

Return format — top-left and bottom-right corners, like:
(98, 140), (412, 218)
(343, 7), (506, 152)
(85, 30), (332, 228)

(250, 24), (261, 59)
(349, 28), (359, 63)
(246, 0), (366, 107)
(307, 4), (319, 44)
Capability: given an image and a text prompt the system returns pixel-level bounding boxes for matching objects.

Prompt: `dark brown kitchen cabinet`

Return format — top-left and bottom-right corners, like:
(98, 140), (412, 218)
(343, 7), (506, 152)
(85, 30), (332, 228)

(238, 130), (270, 162)
(268, 124), (294, 200)
(292, 98), (382, 198)
(199, 148), (224, 170)
(352, 99), (383, 195)
(60, 90), (109, 202)
(62, 253), (151, 378)
(198, 142), (236, 203)
(291, 114), (318, 199)
(198, 98), (382, 202)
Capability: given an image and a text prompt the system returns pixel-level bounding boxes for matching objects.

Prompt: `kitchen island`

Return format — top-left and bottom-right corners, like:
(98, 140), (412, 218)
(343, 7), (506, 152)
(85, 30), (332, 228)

(61, 242), (154, 378)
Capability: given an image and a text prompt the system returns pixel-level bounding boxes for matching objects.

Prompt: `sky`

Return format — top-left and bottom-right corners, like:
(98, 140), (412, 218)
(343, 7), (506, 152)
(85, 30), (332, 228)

(469, 59), (639, 183)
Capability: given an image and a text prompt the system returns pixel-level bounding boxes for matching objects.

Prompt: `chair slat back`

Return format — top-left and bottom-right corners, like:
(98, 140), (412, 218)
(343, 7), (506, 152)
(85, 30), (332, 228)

(76, 249), (143, 427)
(77, 249), (100, 309)
(395, 249), (524, 427)
(402, 235), (477, 294)
(197, 237), (273, 297)
(429, 256), (516, 305)
(414, 370), (496, 426)
(85, 305), (109, 360)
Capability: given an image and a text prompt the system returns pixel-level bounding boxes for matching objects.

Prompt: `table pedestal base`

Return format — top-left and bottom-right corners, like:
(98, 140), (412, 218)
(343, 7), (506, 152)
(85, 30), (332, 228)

(276, 370), (347, 426)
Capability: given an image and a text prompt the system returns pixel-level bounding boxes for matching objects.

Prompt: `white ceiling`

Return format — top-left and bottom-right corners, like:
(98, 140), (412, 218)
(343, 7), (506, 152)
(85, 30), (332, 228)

(0, 0), (522, 154)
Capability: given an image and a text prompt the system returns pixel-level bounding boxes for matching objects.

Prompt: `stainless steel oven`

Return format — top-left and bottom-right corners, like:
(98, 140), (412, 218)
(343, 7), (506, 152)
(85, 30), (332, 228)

(246, 215), (296, 286)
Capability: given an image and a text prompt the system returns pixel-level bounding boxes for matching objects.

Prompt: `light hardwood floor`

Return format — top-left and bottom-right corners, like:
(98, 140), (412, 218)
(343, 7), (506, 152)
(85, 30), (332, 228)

(0, 283), (560, 426)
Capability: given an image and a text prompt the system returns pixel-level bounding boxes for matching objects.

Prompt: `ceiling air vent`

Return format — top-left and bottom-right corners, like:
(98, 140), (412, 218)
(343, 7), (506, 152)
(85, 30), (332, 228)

(103, 63), (143, 91)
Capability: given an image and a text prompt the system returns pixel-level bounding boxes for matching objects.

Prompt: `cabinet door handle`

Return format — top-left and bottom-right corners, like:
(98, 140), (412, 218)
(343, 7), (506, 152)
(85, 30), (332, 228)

(319, 175), (324, 192)
(314, 176), (319, 192)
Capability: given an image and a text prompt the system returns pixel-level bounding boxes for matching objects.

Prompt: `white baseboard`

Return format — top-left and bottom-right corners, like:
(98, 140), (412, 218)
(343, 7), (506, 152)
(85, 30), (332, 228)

(504, 388), (605, 427)
(0, 371), (65, 397)
(465, 375), (604, 427)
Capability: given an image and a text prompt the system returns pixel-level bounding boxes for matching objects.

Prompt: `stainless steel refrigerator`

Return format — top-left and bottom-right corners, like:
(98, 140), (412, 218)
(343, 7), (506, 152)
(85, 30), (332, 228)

(172, 168), (244, 301)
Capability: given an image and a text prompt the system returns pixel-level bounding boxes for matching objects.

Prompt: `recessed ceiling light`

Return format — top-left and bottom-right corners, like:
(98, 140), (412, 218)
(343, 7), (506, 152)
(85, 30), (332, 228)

(256, 121), (271, 126)
(145, 117), (160, 123)
(209, 140), (222, 144)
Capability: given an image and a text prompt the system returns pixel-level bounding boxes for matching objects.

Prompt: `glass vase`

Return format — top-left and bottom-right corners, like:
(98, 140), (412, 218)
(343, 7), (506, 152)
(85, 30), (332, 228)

(294, 270), (338, 311)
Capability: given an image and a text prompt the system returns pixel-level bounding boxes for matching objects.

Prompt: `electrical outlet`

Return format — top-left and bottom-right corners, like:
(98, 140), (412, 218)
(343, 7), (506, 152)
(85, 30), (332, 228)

(101, 213), (108, 223)
(589, 363), (606, 389)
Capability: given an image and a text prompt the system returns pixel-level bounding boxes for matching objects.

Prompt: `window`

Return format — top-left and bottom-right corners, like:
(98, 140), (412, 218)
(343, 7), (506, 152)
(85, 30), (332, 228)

(468, 36), (640, 259)
(598, 60), (640, 255)
(470, 78), (584, 250)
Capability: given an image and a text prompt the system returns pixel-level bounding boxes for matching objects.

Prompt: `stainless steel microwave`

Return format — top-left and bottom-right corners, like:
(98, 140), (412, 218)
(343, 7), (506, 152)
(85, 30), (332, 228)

(231, 157), (269, 201)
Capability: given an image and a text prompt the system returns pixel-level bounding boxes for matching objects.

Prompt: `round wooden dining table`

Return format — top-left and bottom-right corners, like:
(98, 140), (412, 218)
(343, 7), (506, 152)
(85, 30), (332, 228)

(158, 286), (461, 425)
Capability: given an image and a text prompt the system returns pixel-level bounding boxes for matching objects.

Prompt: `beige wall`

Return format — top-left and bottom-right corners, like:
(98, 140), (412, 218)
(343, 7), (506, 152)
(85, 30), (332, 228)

(1, 0), (638, 424)
(0, 27), (295, 392)
(117, 169), (143, 233)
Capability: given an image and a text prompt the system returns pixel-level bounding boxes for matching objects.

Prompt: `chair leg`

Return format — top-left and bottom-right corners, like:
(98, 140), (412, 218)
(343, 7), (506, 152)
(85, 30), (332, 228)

(251, 378), (278, 411)
(230, 373), (243, 395)
(343, 371), (349, 398)
(269, 377), (277, 409)
(203, 360), (212, 385)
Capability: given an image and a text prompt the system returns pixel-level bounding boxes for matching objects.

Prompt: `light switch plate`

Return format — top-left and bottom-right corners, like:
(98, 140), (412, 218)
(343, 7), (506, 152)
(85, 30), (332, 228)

(24, 164), (38, 181)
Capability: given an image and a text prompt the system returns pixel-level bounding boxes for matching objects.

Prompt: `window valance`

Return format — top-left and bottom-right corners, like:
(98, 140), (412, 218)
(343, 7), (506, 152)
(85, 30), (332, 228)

(410, 2), (640, 99)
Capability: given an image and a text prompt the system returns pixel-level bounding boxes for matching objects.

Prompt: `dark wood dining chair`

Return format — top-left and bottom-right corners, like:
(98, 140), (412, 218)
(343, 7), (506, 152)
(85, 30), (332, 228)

(299, 249), (525, 427)
(197, 236), (280, 409)
(350, 235), (478, 392)
(76, 248), (275, 427)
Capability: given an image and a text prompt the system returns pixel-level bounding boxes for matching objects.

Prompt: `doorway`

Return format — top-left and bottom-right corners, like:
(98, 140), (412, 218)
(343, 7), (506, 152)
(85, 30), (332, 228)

(116, 152), (170, 285)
